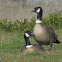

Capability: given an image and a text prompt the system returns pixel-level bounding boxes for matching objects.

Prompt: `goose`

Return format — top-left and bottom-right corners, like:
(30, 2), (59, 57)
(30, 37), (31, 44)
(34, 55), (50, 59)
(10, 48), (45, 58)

(31, 7), (61, 50)
(21, 31), (45, 53)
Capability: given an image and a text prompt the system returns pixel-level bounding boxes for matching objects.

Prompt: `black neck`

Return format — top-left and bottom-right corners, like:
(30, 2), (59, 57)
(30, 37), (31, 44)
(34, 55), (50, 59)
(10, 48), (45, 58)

(24, 35), (31, 46)
(37, 10), (42, 20)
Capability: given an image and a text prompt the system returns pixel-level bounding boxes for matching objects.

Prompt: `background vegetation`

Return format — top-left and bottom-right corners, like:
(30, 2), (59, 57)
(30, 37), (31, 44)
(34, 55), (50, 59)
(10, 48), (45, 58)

(0, 0), (62, 21)
(0, 12), (62, 32)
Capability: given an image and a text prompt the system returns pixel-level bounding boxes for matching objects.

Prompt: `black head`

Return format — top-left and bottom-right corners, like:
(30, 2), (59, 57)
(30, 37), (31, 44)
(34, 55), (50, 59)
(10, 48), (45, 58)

(24, 31), (34, 46)
(31, 7), (42, 14)
(24, 31), (34, 38)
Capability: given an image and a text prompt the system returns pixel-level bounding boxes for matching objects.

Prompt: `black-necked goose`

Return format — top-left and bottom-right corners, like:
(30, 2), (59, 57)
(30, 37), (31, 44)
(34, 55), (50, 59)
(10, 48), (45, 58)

(21, 31), (45, 53)
(31, 7), (61, 50)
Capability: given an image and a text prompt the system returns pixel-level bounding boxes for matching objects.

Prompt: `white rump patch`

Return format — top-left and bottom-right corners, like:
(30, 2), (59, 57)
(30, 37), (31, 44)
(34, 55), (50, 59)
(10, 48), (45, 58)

(26, 45), (33, 48)
(36, 8), (40, 13)
(25, 33), (30, 37)
(36, 19), (42, 23)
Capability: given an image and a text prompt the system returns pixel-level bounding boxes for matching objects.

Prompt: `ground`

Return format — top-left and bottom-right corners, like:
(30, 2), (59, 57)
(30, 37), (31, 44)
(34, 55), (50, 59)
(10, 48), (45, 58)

(0, 29), (62, 62)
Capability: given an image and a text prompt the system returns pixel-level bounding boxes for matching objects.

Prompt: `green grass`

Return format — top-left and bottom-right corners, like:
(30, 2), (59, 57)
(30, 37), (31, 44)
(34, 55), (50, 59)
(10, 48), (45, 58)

(0, 29), (62, 62)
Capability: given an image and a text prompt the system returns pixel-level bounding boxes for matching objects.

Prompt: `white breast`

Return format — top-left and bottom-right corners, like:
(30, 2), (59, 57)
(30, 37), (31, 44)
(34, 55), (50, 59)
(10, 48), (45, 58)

(36, 19), (42, 23)
(26, 45), (33, 48)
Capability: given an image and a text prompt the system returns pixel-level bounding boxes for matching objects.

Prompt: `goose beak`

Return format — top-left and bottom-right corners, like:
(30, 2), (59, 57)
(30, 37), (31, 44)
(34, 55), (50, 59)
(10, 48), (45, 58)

(31, 9), (35, 12)
(30, 32), (35, 36)
(31, 10), (35, 12)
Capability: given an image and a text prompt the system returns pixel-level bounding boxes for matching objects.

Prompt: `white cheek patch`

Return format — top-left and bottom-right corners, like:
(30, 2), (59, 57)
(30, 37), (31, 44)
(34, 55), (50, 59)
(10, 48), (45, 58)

(25, 33), (30, 37)
(26, 45), (33, 48)
(36, 8), (40, 13)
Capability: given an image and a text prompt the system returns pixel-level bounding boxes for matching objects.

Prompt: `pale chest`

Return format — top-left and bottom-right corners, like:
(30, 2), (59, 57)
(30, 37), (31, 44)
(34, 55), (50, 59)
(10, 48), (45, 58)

(33, 24), (44, 36)
(33, 24), (50, 42)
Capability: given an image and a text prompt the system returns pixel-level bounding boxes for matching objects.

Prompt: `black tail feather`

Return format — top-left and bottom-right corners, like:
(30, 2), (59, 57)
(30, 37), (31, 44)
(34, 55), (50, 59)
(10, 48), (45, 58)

(54, 40), (61, 44)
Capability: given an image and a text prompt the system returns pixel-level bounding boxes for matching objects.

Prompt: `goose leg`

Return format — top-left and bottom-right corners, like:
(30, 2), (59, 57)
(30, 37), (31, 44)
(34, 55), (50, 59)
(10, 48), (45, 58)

(41, 46), (45, 52)
(40, 45), (45, 52)
(49, 43), (53, 51)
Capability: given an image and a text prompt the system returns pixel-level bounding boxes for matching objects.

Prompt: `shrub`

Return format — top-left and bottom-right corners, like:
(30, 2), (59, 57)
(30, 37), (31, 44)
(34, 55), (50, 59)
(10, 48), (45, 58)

(42, 12), (62, 29)
(0, 12), (62, 32)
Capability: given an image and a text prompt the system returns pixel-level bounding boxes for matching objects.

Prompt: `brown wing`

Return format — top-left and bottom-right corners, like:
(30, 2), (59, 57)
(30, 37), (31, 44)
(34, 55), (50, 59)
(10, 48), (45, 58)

(44, 26), (57, 40)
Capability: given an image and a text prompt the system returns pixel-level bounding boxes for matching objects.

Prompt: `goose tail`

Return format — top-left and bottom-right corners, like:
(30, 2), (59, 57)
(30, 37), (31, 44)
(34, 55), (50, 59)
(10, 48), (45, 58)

(54, 40), (61, 44)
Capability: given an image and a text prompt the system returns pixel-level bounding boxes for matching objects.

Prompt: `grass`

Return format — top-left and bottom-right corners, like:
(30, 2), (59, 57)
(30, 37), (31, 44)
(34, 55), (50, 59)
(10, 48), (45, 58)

(0, 29), (62, 62)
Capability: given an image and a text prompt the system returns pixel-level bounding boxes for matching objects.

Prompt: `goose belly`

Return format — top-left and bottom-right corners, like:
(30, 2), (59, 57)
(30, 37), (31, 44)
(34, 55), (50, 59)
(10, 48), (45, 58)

(33, 24), (50, 45)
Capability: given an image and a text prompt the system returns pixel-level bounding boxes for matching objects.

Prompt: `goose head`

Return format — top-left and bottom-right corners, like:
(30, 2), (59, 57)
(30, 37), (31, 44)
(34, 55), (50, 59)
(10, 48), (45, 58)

(24, 31), (34, 46)
(31, 7), (42, 14)
(31, 7), (43, 23)
(24, 31), (34, 38)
